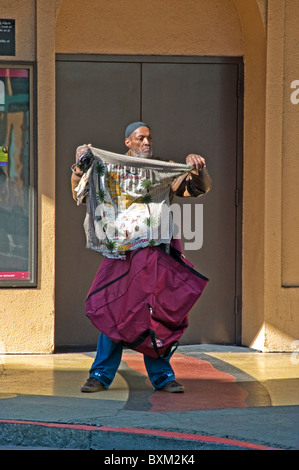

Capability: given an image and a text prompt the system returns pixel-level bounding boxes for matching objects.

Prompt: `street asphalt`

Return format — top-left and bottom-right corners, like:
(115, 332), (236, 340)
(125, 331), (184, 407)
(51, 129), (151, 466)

(0, 345), (298, 452)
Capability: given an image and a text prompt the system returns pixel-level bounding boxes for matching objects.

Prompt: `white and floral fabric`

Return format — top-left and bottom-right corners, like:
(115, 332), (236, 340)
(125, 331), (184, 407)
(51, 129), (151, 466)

(75, 147), (191, 259)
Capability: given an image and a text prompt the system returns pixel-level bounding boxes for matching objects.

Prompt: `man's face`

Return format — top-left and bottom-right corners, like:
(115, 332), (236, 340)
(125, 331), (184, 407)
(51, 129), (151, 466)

(125, 126), (153, 158)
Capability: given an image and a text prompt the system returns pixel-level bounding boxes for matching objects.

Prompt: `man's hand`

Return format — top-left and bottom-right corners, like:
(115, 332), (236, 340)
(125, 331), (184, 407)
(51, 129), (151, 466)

(72, 143), (93, 177)
(186, 154), (206, 171)
(75, 143), (92, 163)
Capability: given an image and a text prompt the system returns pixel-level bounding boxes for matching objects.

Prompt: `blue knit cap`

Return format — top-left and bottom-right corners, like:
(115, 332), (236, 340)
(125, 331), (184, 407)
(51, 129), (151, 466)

(125, 122), (150, 139)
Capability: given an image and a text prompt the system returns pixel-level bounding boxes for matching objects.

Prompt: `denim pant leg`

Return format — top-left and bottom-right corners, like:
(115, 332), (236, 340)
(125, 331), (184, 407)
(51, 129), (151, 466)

(143, 352), (176, 389)
(89, 333), (123, 389)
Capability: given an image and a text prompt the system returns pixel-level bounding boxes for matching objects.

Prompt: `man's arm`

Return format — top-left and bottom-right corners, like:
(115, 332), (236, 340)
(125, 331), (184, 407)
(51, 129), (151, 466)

(70, 144), (91, 202)
(171, 153), (212, 197)
(71, 170), (83, 202)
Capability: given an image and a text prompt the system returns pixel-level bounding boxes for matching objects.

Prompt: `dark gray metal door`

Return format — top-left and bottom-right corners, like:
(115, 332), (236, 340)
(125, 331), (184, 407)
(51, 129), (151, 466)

(55, 56), (243, 349)
(55, 60), (141, 348)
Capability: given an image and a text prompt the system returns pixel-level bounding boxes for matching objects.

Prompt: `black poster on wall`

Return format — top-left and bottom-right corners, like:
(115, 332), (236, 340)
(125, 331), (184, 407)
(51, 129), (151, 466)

(0, 19), (15, 56)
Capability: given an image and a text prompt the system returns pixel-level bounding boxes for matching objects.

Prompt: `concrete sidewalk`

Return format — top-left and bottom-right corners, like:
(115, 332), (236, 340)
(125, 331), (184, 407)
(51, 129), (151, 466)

(0, 345), (298, 450)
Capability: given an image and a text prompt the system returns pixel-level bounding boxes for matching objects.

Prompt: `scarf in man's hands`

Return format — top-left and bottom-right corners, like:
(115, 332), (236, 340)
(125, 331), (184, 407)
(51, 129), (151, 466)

(75, 147), (191, 259)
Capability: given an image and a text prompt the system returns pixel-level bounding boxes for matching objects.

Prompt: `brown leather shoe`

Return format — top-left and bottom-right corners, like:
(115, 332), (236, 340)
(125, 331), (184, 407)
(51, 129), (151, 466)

(81, 377), (105, 393)
(159, 380), (184, 393)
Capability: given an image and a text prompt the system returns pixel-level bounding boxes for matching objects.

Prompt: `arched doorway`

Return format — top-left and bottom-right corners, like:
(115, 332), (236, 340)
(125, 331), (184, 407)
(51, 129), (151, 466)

(54, 0), (266, 349)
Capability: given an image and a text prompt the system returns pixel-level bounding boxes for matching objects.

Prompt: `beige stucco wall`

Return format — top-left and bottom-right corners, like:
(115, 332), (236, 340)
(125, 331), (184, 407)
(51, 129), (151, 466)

(262, 0), (299, 351)
(281, 1), (299, 285)
(231, 0), (267, 349)
(0, 0), (56, 352)
(55, 0), (243, 55)
(233, 0), (299, 351)
(0, 0), (298, 352)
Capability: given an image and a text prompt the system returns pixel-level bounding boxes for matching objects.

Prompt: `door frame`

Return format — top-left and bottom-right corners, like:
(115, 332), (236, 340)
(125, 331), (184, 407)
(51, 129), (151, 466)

(55, 54), (244, 345)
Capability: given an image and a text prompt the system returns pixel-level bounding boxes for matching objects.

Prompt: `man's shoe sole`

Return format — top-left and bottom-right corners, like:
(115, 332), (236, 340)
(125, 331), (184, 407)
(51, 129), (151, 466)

(81, 385), (104, 392)
(81, 378), (105, 393)
(159, 381), (184, 393)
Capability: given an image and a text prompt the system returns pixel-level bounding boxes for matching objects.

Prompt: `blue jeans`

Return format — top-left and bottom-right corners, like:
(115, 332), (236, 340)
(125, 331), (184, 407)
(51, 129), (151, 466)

(89, 333), (176, 390)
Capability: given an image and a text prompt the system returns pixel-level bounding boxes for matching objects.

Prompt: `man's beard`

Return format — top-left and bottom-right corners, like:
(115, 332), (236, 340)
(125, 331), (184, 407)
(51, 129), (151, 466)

(131, 148), (153, 159)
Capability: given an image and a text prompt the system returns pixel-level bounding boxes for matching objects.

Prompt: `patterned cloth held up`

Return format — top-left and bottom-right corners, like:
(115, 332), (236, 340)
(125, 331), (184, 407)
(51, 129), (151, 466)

(74, 147), (192, 259)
